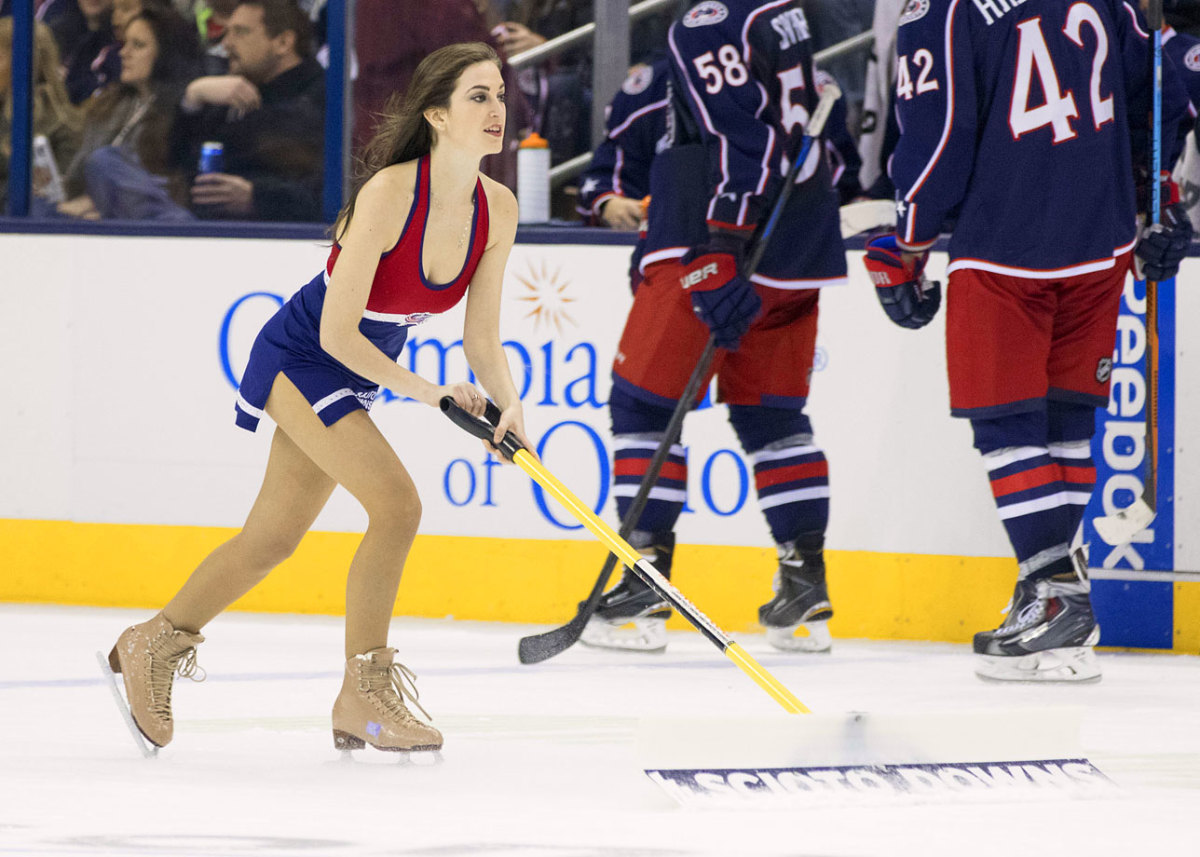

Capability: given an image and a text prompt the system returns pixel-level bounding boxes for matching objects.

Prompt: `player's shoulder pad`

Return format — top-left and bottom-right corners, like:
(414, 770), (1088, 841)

(622, 64), (656, 96)
(1172, 32), (1200, 73)
(679, 0), (731, 30)
(899, 0), (931, 25)
(608, 59), (670, 130)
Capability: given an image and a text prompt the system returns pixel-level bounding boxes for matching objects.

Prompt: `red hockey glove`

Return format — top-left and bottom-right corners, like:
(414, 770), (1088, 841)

(863, 232), (941, 330)
(679, 232), (762, 351)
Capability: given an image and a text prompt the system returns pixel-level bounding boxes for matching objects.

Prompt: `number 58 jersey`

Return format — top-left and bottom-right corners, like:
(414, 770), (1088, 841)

(892, 0), (1189, 276)
(640, 0), (846, 287)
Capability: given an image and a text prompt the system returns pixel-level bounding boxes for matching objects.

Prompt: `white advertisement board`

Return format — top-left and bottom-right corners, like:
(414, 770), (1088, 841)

(1, 234), (1193, 565)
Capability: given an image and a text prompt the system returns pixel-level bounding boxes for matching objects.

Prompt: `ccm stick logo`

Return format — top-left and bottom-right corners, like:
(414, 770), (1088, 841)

(681, 263), (720, 289)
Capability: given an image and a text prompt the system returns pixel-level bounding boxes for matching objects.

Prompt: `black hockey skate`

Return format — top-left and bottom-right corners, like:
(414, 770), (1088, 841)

(580, 533), (674, 653)
(974, 575), (1101, 683)
(758, 542), (833, 652)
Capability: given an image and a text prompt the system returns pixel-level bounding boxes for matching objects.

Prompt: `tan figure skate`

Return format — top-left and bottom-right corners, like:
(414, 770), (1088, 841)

(332, 647), (443, 753)
(104, 613), (205, 749)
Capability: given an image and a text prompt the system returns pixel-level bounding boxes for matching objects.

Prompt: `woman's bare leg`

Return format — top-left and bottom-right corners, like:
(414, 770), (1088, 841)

(254, 375), (423, 658)
(163, 425), (337, 633)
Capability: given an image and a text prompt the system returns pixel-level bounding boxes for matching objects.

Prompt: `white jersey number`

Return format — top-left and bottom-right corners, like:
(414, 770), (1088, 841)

(694, 45), (750, 94)
(895, 49), (940, 101)
(1009, 4), (1113, 142)
(777, 64), (809, 134)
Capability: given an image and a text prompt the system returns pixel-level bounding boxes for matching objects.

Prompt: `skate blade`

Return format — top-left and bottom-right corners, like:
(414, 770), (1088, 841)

(333, 729), (444, 762)
(975, 646), (1102, 683)
(95, 650), (158, 758)
(333, 736), (443, 766)
(336, 748), (445, 766)
(766, 621), (832, 653)
(579, 616), (667, 653)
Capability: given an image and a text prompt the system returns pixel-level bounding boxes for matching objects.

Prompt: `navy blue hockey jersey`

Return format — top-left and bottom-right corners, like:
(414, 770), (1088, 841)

(577, 61), (671, 220)
(638, 0), (847, 288)
(892, 0), (1188, 276)
(577, 60), (863, 220)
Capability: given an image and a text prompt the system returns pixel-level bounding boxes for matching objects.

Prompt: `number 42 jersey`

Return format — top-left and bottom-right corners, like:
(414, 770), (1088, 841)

(892, 0), (1189, 277)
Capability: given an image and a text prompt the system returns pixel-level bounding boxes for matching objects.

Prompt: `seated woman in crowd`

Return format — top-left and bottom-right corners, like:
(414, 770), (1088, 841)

(57, 3), (200, 220)
(1, 18), (84, 210)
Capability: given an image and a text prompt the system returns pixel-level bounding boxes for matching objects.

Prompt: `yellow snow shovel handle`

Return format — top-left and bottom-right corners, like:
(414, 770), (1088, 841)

(440, 397), (811, 715)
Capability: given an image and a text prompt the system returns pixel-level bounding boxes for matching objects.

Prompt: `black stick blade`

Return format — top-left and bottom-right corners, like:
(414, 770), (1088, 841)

(517, 616), (587, 664)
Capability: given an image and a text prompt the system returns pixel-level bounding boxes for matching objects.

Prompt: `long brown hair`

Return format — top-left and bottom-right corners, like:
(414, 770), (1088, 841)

(336, 41), (501, 240)
(0, 19), (84, 157)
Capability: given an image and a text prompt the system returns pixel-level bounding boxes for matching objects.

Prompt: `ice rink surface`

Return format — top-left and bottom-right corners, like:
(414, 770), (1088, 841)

(1, 603), (1198, 857)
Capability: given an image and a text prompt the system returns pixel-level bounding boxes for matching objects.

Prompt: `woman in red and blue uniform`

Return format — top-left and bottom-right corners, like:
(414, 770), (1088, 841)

(106, 43), (529, 755)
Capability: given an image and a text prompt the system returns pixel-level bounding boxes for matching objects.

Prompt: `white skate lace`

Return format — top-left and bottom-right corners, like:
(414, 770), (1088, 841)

(147, 637), (205, 721)
(389, 663), (432, 721)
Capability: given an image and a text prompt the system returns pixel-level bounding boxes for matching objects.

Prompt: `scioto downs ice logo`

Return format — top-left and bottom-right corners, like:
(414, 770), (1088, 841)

(683, 1), (728, 28)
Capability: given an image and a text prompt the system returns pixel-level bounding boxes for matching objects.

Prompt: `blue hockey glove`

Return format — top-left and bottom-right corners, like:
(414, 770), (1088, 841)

(679, 233), (762, 351)
(1134, 202), (1193, 281)
(863, 233), (941, 330)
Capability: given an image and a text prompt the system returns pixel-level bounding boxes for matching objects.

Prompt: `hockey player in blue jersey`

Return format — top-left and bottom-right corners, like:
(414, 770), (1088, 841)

(577, 57), (861, 296)
(577, 60), (670, 232)
(866, 0), (1192, 681)
(580, 0), (848, 654)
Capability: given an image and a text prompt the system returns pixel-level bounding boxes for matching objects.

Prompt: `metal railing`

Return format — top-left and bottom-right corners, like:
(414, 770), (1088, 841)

(508, 0), (679, 70)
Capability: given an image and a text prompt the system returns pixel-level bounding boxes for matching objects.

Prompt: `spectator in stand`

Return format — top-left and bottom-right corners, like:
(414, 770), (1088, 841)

(1, 18), (84, 209)
(492, 1), (619, 166)
(45, 0), (122, 103)
(55, 4), (200, 219)
(188, 0), (238, 75)
(173, 0), (324, 220)
(352, 0), (531, 190)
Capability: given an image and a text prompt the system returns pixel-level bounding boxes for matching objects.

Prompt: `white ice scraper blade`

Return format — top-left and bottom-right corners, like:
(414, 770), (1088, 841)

(638, 708), (1114, 808)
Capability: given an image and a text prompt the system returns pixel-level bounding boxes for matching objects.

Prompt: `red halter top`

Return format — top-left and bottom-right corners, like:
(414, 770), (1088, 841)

(325, 154), (490, 326)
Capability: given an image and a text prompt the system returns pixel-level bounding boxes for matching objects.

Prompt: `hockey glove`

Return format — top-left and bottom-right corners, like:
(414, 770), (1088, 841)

(1134, 202), (1193, 281)
(863, 233), (941, 330)
(679, 233), (762, 351)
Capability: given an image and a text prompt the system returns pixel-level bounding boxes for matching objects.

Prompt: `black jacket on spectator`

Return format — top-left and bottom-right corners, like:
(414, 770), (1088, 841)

(173, 57), (326, 221)
(48, 8), (122, 105)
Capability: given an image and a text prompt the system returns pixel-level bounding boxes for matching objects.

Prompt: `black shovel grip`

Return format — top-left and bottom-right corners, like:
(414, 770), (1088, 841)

(440, 396), (525, 461)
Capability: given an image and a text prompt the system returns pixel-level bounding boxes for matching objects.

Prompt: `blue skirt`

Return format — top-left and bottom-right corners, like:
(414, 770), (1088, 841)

(234, 273), (409, 432)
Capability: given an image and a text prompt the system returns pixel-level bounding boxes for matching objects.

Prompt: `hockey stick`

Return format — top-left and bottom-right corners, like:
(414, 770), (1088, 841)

(516, 82), (843, 664)
(1094, 1), (1162, 546)
(442, 398), (810, 713)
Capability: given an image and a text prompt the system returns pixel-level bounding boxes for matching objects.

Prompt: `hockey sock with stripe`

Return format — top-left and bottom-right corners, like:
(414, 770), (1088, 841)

(751, 438), (830, 546)
(1047, 401), (1098, 540)
(611, 433), (687, 535)
(727, 405), (829, 546)
(973, 411), (1077, 581)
